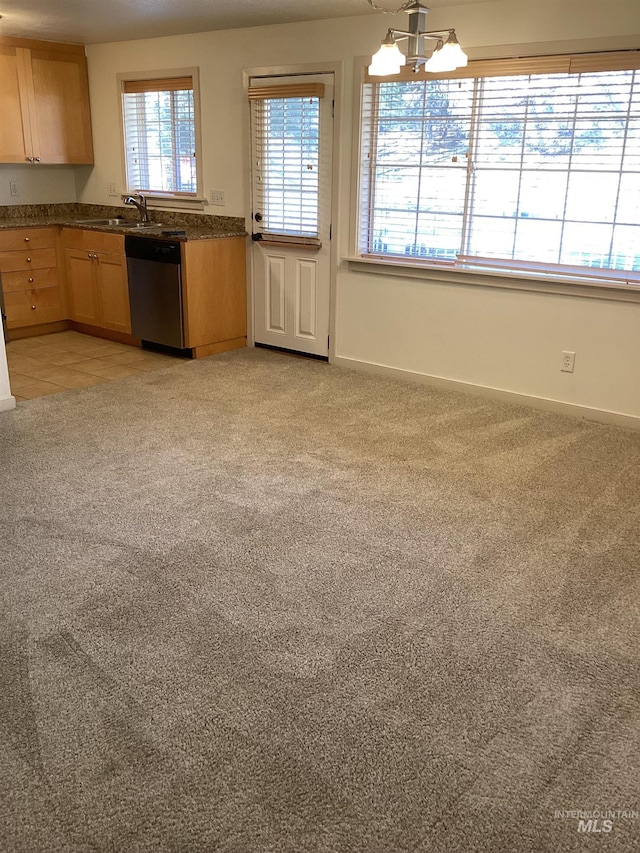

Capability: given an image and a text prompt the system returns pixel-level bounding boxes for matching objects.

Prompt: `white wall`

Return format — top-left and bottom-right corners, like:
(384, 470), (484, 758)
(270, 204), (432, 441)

(42, 2), (640, 423)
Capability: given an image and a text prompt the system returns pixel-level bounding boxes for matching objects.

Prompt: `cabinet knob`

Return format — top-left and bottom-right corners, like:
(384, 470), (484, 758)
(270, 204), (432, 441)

(31, 305), (36, 310)
(35, 157), (41, 162)
(93, 254), (98, 259)
(87, 252), (92, 258)
(26, 257), (31, 262)
(28, 277), (34, 283)
(26, 157), (33, 163)
(24, 237), (30, 242)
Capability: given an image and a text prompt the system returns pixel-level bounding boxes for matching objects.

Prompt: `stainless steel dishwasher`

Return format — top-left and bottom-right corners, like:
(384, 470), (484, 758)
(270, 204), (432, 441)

(125, 236), (185, 349)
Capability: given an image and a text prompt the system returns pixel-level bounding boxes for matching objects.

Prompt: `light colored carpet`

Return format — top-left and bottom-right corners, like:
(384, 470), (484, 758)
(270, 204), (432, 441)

(1, 347), (639, 852)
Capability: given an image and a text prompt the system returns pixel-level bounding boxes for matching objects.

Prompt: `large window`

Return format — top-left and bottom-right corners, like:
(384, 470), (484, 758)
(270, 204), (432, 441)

(122, 75), (198, 197)
(358, 52), (640, 282)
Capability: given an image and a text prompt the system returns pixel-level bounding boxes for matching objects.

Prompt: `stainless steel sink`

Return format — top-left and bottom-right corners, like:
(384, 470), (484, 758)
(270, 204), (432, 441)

(124, 222), (163, 230)
(72, 218), (163, 231)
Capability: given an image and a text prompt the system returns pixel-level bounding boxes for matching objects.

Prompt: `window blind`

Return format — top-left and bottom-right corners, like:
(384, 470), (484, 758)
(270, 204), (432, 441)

(122, 76), (196, 195)
(359, 51), (640, 279)
(250, 92), (322, 237)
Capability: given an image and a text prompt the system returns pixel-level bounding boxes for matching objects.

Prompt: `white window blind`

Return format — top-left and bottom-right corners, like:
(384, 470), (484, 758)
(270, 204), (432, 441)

(250, 84), (324, 237)
(122, 76), (197, 195)
(359, 52), (640, 281)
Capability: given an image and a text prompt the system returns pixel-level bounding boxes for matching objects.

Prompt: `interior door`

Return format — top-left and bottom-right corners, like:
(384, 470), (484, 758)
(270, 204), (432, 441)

(250, 73), (333, 357)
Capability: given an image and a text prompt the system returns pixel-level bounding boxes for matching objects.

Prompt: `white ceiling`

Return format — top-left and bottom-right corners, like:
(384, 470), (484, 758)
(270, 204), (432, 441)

(0, 0), (497, 46)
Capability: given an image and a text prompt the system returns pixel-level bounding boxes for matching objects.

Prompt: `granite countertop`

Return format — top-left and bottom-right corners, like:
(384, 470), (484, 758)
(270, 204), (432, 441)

(0, 203), (247, 241)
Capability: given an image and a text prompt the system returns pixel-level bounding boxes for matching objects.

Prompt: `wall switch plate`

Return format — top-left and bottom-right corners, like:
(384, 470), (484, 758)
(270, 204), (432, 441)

(108, 182), (118, 197)
(9, 181), (19, 197)
(210, 189), (225, 206)
(561, 351), (576, 373)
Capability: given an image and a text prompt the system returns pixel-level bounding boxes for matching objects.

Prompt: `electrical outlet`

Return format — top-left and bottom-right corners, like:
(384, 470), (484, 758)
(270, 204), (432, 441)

(561, 351), (576, 373)
(9, 181), (19, 197)
(210, 189), (225, 206)
(108, 182), (118, 197)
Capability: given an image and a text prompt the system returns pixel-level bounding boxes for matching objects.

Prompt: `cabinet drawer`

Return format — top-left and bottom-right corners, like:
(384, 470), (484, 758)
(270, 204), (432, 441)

(61, 228), (125, 255)
(0, 227), (56, 251)
(4, 286), (63, 328)
(0, 247), (57, 273)
(1, 267), (58, 292)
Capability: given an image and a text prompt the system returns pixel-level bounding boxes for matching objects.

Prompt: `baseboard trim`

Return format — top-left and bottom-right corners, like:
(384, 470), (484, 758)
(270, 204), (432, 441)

(333, 356), (640, 431)
(192, 337), (246, 358)
(70, 322), (142, 348)
(6, 321), (69, 341)
(0, 395), (17, 413)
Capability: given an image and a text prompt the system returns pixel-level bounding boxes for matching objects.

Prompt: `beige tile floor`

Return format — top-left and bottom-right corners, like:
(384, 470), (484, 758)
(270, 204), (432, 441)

(6, 331), (182, 402)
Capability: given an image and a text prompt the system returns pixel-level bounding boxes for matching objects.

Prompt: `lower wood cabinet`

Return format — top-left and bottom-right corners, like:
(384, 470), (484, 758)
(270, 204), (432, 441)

(4, 285), (63, 328)
(0, 226), (64, 330)
(62, 229), (131, 334)
(1, 223), (247, 352)
(182, 236), (247, 356)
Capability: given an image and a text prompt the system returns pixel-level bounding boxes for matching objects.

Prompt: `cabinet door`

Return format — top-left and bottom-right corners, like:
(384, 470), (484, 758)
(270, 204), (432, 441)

(0, 45), (32, 163)
(28, 47), (94, 164)
(65, 248), (99, 325)
(97, 253), (131, 334)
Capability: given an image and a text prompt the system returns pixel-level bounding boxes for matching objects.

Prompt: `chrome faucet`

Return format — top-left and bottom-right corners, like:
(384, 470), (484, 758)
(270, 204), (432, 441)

(123, 193), (149, 223)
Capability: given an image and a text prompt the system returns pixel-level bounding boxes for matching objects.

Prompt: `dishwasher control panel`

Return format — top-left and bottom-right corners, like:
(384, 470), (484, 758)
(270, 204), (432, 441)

(125, 235), (181, 264)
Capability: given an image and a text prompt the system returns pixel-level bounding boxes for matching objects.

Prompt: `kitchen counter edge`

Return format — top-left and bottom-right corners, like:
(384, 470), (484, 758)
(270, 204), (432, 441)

(0, 216), (247, 242)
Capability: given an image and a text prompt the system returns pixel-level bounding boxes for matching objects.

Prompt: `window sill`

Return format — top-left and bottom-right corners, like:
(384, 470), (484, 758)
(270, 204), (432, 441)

(345, 256), (640, 304)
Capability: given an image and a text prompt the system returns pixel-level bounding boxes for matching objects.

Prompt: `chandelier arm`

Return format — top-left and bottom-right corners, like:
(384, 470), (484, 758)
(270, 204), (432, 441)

(422, 28), (456, 36)
(389, 29), (443, 42)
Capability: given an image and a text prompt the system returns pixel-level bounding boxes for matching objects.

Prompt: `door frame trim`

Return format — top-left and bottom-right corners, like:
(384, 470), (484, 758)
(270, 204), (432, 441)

(242, 61), (343, 363)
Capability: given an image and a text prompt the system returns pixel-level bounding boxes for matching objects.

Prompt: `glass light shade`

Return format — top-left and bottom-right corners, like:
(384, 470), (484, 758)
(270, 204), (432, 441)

(424, 32), (468, 72)
(368, 39), (406, 76)
(441, 34), (468, 68)
(423, 41), (451, 73)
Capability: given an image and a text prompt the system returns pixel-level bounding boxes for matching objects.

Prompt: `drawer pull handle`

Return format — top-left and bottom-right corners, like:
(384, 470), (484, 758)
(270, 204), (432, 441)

(28, 277), (34, 283)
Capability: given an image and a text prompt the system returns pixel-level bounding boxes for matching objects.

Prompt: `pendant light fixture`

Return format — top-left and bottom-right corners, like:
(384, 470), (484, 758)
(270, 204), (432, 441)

(368, 1), (468, 76)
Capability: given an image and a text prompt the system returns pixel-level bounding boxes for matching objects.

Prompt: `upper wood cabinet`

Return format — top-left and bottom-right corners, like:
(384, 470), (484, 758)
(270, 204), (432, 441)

(0, 37), (93, 165)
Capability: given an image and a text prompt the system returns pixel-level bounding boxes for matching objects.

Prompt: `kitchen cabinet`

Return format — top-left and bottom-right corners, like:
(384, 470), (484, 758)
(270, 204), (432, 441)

(0, 37), (93, 165)
(0, 227), (64, 330)
(62, 230), (131, 334)
(182, 237), (247, 357)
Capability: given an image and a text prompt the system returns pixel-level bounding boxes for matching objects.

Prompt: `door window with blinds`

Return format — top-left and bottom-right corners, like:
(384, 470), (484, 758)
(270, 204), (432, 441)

(122, 74), (199, 196)
(250, 83), (324, 241)
(358, 52), (640, 282)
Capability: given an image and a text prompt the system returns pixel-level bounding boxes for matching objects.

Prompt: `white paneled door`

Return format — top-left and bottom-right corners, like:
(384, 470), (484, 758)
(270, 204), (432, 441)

(250, 73), (333, 357)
